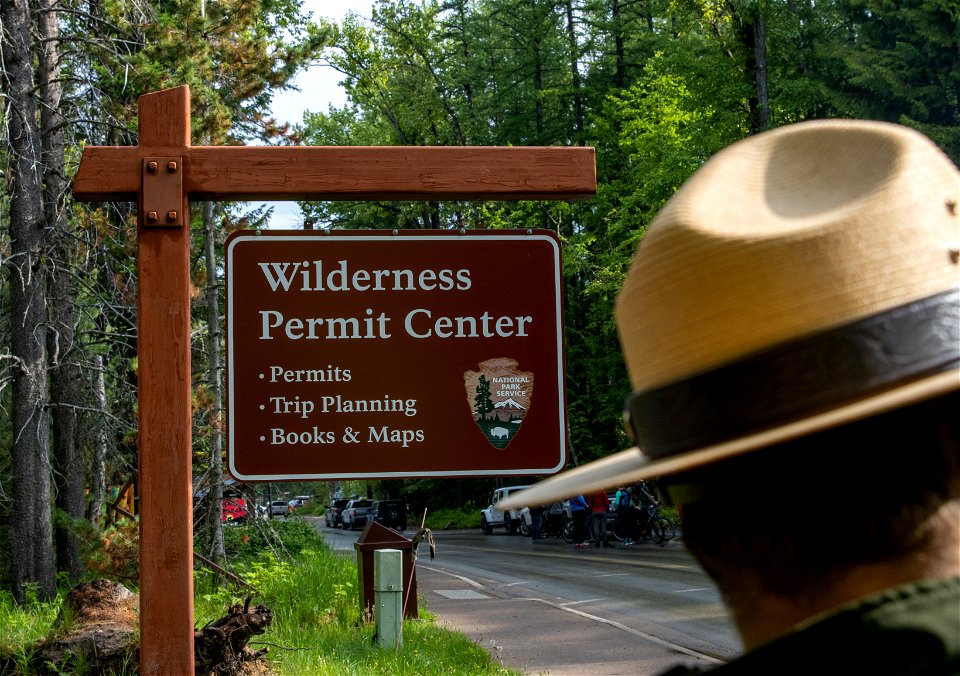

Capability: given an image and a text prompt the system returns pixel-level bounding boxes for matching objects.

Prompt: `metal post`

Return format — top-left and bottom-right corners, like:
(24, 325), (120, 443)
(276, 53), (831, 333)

(374, 549), (403, 649)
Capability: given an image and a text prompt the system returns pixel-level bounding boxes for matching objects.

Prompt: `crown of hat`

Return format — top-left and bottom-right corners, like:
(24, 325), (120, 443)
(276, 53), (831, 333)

(616, 119), (959, 395)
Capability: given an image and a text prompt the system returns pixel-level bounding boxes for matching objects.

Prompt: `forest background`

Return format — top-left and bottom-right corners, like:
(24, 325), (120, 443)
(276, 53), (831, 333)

(0, 0), (957, 603)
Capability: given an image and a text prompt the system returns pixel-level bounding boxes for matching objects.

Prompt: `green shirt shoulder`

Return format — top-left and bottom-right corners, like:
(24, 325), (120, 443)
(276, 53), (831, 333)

(659, 576), (960, 676)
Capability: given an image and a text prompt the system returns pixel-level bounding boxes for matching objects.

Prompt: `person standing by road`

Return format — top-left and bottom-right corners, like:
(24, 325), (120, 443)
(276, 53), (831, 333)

(529, 503), (545, 540)
(587, 489), (614, 548)
(500, 120), (960, 674)
(613, 486), (635, 545)
(569, 494), (589, 549)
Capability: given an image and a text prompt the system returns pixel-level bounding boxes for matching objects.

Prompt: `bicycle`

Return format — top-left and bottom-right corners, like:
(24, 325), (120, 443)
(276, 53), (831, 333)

(612, 504), (677, 544)
(646, 505), (677, 544)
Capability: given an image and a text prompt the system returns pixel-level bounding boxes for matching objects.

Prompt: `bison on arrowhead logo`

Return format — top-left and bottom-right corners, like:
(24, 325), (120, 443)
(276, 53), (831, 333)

(464, 358), (533, 449)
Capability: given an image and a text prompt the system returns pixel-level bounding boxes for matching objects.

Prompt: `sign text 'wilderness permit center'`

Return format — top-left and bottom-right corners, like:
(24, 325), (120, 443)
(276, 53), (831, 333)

(226, 230), (566, 480)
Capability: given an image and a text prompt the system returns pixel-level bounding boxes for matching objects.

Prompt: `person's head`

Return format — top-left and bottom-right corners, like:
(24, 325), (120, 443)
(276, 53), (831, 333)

(499, 119), (959, 637)
(666, 389), (960, 594)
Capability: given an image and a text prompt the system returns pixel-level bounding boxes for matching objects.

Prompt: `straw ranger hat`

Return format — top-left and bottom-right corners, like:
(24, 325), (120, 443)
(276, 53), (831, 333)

(501, 119), (959, 510)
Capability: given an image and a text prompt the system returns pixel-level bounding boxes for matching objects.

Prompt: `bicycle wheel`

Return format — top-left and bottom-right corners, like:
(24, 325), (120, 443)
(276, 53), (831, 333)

(610, 520), (629, 542)
(649, 517), (665, 543)
(561, 517), (575, 543)
(657, 517), (677, 543)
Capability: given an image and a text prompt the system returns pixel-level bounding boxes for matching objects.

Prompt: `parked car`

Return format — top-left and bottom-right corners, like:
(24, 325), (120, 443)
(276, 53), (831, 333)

(341, 499), (374, 530)
(325, 498), (350, 527)
(480, 485), (531, 535)
(269, 500), (290, 517)
(221, 497), (248, 525)
(371, 499), (408, 532)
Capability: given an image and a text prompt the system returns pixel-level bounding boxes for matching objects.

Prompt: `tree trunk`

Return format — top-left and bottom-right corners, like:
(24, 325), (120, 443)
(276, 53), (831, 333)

(736, 2), (770, 133)
(87, 356), (108, 525)
(1, 0), (56, 602)
(565, 0), (585, 139)
(203, 201), (226, 566)
(752, 9), (770, 132)
(531, 0), (544, 136)
(610, 0), (626, 88)
(40, 0), (86, 583)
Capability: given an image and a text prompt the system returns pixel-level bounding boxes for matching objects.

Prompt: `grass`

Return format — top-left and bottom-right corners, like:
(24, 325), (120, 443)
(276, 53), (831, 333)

(0, 584), (64, 674)
(1, 518), (518, 675)
(206, 518), (516, 673)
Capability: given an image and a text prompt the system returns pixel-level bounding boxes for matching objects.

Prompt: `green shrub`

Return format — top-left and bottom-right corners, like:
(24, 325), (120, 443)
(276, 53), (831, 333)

(222, 517), (324, 560)
(423, 507), (479, 531)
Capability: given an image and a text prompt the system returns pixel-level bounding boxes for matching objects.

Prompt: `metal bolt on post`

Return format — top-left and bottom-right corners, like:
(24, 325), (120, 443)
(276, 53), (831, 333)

(374, 549), (403, 649)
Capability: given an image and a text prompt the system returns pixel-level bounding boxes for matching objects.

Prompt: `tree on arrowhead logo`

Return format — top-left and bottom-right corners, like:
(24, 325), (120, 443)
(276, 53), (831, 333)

(464, 357), (533, 449)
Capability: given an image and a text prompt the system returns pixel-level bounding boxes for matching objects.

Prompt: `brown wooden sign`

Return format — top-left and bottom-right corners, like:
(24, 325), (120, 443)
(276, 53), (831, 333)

(71, 85), (594, 674)
(226, 229), (566, 480)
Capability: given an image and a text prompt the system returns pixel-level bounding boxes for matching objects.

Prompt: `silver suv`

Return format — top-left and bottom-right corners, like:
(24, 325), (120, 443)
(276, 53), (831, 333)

(480, 485), (530, 535)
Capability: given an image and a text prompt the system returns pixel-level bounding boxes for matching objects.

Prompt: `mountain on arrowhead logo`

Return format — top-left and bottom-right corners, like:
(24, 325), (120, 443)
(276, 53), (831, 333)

(464, 358), (533, 449)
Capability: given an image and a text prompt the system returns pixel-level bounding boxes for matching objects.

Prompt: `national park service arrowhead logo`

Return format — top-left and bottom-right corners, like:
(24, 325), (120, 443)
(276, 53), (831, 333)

(464, 358), (533, 449)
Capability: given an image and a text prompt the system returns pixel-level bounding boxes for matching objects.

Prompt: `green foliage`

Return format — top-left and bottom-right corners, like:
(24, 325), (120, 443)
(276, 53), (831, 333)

(223, 517), (325, 560)
(0, 585), (61, 660)
(297, 501), (328, 517)
(423, 507), (481, 530)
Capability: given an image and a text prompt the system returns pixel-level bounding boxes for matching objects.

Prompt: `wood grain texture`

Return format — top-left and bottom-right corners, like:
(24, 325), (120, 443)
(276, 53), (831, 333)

(134, 86), (195, 675)
(73, 144), (596, 201)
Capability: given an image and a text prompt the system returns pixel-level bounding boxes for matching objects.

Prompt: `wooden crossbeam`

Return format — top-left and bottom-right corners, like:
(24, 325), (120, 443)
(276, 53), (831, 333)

(74, 145), (596, 202)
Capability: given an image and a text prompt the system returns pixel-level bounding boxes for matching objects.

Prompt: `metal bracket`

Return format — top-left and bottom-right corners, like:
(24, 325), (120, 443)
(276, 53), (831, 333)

(142, 157), (184, 227)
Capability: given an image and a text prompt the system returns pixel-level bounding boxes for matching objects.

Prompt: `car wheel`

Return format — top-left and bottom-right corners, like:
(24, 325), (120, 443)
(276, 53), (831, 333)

(504, 517), (516, 535)
(519, 518), (531, 537)
(481, 516), (492, 535)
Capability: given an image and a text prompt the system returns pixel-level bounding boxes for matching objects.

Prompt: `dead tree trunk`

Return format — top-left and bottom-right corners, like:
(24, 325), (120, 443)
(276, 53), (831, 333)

(1, 0), (56, 602)
(202, 200), (227, 566)
(40, 0), (86, 583)
(86, 356), (108, 524)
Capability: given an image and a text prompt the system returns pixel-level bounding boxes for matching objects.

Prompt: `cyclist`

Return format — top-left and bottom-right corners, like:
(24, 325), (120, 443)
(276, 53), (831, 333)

(632, 481), (659, 540)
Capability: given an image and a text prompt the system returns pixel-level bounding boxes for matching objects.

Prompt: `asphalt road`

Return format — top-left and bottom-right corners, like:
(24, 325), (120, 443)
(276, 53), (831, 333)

(315, 520), (742, 675)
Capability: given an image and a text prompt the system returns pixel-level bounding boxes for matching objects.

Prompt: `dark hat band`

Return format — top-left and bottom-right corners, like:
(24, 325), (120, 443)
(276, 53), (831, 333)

(624, 288), (960, 460)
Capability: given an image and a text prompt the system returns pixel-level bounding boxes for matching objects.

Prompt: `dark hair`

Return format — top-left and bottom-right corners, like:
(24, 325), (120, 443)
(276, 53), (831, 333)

(664, 391), (960, 598)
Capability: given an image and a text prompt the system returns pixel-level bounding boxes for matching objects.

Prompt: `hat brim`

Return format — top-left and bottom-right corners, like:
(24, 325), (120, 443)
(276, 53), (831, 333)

(498, 369), (959, 510)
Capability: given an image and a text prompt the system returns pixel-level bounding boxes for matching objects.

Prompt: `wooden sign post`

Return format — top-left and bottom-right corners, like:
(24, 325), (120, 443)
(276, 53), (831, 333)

(72, 85), (595, 674)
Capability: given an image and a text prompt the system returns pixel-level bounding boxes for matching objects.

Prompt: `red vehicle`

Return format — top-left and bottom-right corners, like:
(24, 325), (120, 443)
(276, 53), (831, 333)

(222, 497), (248, 524)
